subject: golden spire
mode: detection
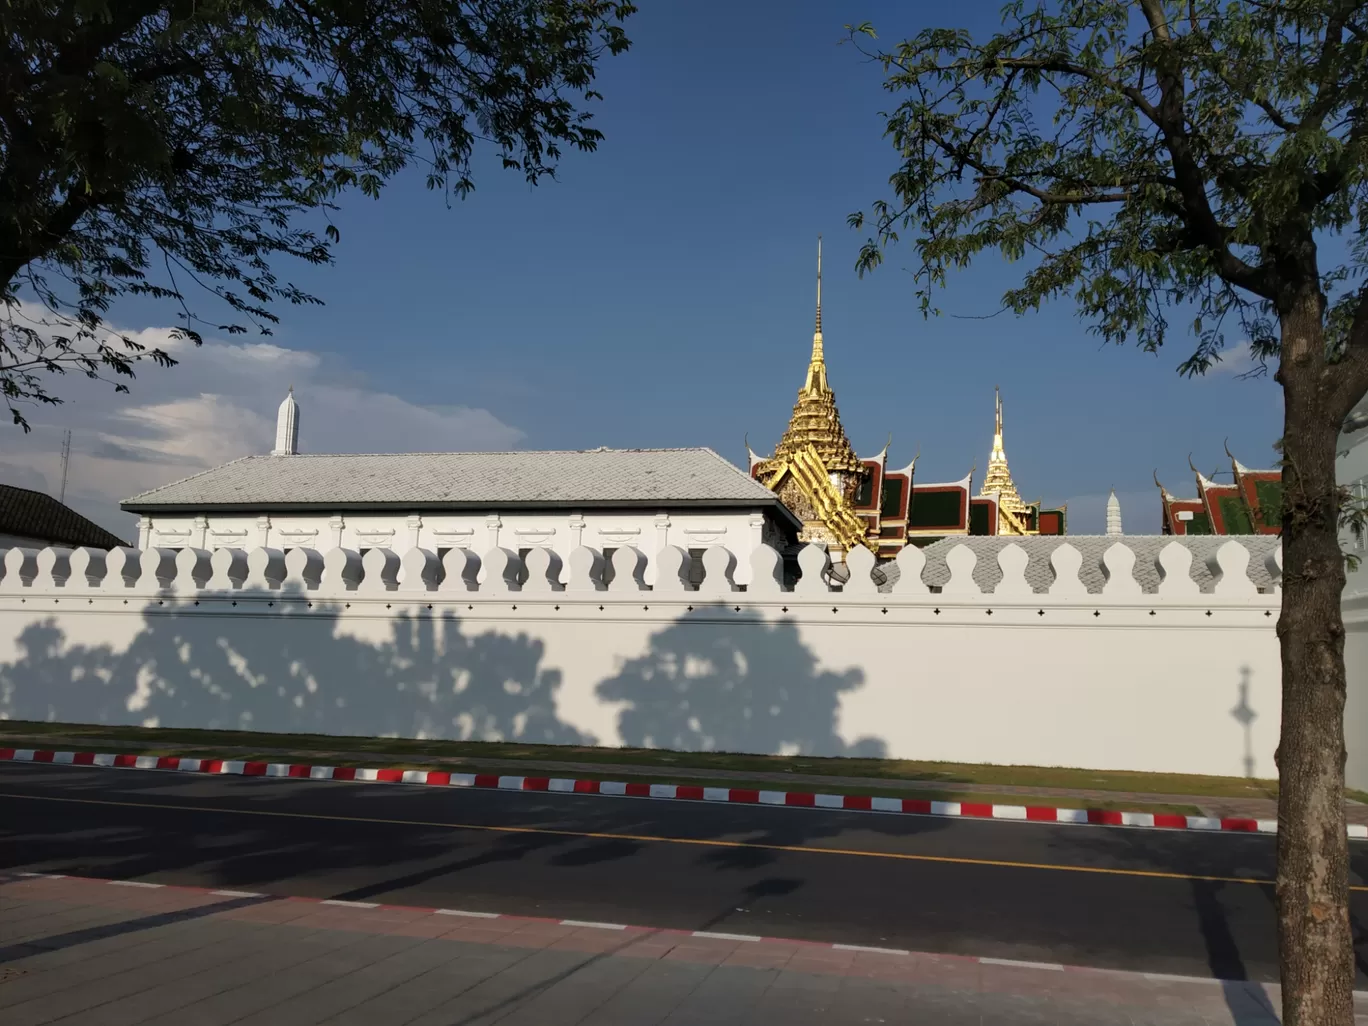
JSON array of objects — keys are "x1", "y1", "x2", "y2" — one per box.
[
  {"x1": 978, "y1": 386, "x2": 1031, "y2": 530},
  {"x1": 768, "y1": 235, "x2": 861, "y2": 475},
  {"x1": 803, "y1": 235, "x2": 828, "y2": 395}
]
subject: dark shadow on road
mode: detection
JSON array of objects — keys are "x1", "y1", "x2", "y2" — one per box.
[
  {"x1": 1192, "y1": 879, "x2": 1281, "y2": 1023},
  {"x1": 0, "y1": 891, "x2": 276, "y2": 966},
  {"x1": 325, "y1": 831, "x2": 567, "y2": 904},
  {"x1": 0, "y1": 584, "x2": 956, "y2": 942}
]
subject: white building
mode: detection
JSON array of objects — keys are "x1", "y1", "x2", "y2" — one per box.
[
  {"x1": 121, "y1": 390, "x2": 801, "y2": 585},
  {"x1": 1341, "y1": 396, "x2": 1368, "y2": 790}
]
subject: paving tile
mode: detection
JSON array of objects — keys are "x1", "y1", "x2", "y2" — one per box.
[
  {"x1": 132, "y1": 933, "x2": 429, "y2": 1026},
  {"x1": 0, "y1": 881, "x2": 1328, "y2": 1026},
  {"x1": 33, "y1": 923, "x2": 376, "y2": 1026},
  {"x1": 231, "y1": 937, "x2": 474, "y2": 1026},
  {"x1": 329, "y1": 945, "x2": 538, "y2": 1026}
]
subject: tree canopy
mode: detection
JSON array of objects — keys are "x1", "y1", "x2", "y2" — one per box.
[
  {"x1": 0, "y1": 0, "x2": 634, "y2": 428},
  {"x1": 850, "y1": 0, "x2": 1367, "y2": 388}
]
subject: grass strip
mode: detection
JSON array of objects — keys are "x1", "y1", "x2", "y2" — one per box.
[{"x1": 0, "y1": 718, "x2": 1272, "y2": 802}]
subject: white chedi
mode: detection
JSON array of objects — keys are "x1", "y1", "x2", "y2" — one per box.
[
  {"x1": 272, "y1": 386, "x2": 299, "y2": 456},
  {"x1": 1106, "y1": 489, "x2": 1123, "y2": 536}
]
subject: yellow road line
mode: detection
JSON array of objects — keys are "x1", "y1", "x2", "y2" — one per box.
[{"x1": 1, "y1": 789, "x2": 1358, "y2": 891}]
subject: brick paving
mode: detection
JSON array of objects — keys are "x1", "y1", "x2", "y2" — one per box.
[{"x1": 2, "y1": 872, "x2": 1362, "y2": 1024}]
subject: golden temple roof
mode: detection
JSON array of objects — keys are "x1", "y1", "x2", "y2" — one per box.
[
  {"x1": 978, "y1": 387, "x2": 1033, "y2": 533},
  {"x1": 766, "y1": 236, "x2": 863, "y2": 476}
]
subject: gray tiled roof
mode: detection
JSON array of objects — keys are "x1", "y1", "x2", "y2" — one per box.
[
  {"x1": 874, "y1": 535, "x2": 1280, "y2": 595},
  {"x1": 123, "y1": 448, "x2": 785, "y2": 512},
  {"x1": 0, "y1": 483, "x2": 127, "y2": 550}
]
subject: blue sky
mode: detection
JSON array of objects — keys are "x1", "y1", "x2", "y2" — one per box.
[{"x1": 6, "y1": 1, "x2": 1283, "y2": 537}]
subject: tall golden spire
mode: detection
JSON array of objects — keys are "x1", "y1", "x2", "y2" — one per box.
[
  {"x1": 978, "y1": 386, "x2": 1031, "y2": 530},
  {"x1": 803, "y1": 235, "x2": 828, "y2": 395},
  {"x1": 769, "y1": 235, "x2": 861, "y2": 474}
]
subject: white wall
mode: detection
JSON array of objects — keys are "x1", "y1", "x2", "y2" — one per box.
[
  {"x1": 134, "y1": 509, "x2": 784, "y2": 587},
  {"x1": 0, "y1": 533, "x2": 49, "y2": 549},
  {"x1": 1340, "y1": 416, "x2": 1368, "y2": 790},
  {"x1": 0, "y1": 538, "x2": 1281, "y2": 777}
]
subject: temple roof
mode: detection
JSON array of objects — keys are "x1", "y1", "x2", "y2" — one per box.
[
  {"x1": 122, "y1": 447, "x2": 795, "y2": 518},
  {"x1": 976, "y1": 387, "x2": 1028, "y2": 514},
  {"x1": 762, "y1": 236, "x2": 863, "y2": 475}
]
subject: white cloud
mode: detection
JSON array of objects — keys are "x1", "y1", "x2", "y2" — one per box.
[
  {"x1": 1205, "y1": 341, "x2": 1264, "y2": 376},
  {"x1": 3, "y1": 305, "x2": 523, "y2": 537}
]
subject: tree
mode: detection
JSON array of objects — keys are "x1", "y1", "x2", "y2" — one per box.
[
  {"x1": 847, "y1": 2, "x2": 1367, "y2": 1023},
  {"x1": 0, "y1": 0, "x2": 634, "y2": 429}
]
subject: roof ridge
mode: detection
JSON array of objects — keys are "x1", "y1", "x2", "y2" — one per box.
[
  {"x1": 0, "y1": 481, "x2": 51, "y2": 502},
  {"x1": 246, "y1": 446, "x2": 720, "y2": 459}
]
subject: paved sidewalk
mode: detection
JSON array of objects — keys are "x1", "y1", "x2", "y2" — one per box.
[
  {"x1": 0, "y1": 873, "x2": 1354, "y2": 1025},
  {"x1": 3, "y1": 730, "x2": 1351, "y2": 824}
]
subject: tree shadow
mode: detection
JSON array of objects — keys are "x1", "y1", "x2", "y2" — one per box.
[
  {"x1": 595, "y1": 607, "x2": 886, "y2": 759},
  {"x1": 0, "y1": 586, "x2": 589, "y2": 746},
  {"x1": 1191, "y1": 879, "x2": 1281, "y2": 1023},
  {"x1": 0, "y1": 584, "x2": 954, "y2": 959}
]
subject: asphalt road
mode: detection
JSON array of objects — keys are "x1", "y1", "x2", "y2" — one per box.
[{"x1": 3, "y1": 761, "x2": 1367, "y2": 985}]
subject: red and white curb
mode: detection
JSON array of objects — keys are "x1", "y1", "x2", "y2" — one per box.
[
  {"x1": 5, "y1": 746, "x2": 1359, "y2": 840},
  {"x1": 1, "y1": 869, "x2": 1329, "y2": 990}
]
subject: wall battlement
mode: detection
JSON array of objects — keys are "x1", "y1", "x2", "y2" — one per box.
[{"x1": 1, "y1": 537, "x2": 1281, "y2": 607}]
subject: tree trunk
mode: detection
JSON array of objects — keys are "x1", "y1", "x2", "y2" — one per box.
[{"x1": 1276, "y1": 288, "x2": 1354, "y2": 1026}]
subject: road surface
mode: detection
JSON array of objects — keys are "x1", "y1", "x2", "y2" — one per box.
[{"x1": 2, "y1": 761, "x2": 1367, "y2": 1024}]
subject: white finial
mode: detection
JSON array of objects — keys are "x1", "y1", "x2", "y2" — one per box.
[
  {"x1": 272, "y1": 387, "x2": 299, "y2": 456},
  {"x1": 1106, "y1": 488, "x2": 1123, "y2": 536}
]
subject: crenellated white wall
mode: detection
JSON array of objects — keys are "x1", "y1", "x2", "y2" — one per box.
[
  {"x1": 0, "y1": 538, "x2": 1286, "y2": 778},
  {"x1": 133, "y1": 510, "x2": 784, "y2": 587},
  {"x1": 1340, "y1": 413, "x2": 1368, "y2": 791}
]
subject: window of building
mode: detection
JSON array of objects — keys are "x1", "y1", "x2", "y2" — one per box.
[
  {"x1": 968, "y1": 500, "x2": 992, "y2": 536},
  {"x1": 908, "y1": 489, "x2": 961, "y2": 529},
  {"x1": 854, "y1": 475, "x2": 875, "y2": 508},
  {"x1": 879, "y1": 478, "x2": 905, "y2": 519}
]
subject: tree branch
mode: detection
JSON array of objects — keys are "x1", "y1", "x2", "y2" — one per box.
[
  {"x1": 927, "y1": 129, "x2": 1131, "y2": 206},
  {"x1": 996, "y1": 56, "x2": 1161, "y2": 125},
  {"x1": 1137, "y1": 0, "x2": 1271, "y2": 297},
  {"x1": 1327, "y1": 287, "x2": 1368, "y2": 418}
]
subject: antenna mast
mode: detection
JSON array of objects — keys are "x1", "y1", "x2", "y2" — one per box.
[{"x1": 58, "y1": 430, "x2": 71, "y2": 505}]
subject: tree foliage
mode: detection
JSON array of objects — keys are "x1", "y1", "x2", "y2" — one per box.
[
  {"x1": 849, "y1": 4, "x2": 1368, "y2": 1024},
  {"x1": 0, "y1": 0, "x2": 634, "y2": 428},
  {"x1": 850, "y1": 0, "x2": 1367, "y2": 384}
]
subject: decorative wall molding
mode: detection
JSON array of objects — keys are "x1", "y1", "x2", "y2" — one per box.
[
  {"x1": 681, "y1": 525, "x2": 730, "y2": 545},
  {"x1": 431, "y1": 528, "x2": 476, "y2": 549}
]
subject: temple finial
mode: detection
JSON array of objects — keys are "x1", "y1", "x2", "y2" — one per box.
[
  {"x1": 815, "y1": 234, "x2": 823, "y2": 335},
  {"x1": 802, "y1": 234, "x2": 829, "y2": 395}
]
